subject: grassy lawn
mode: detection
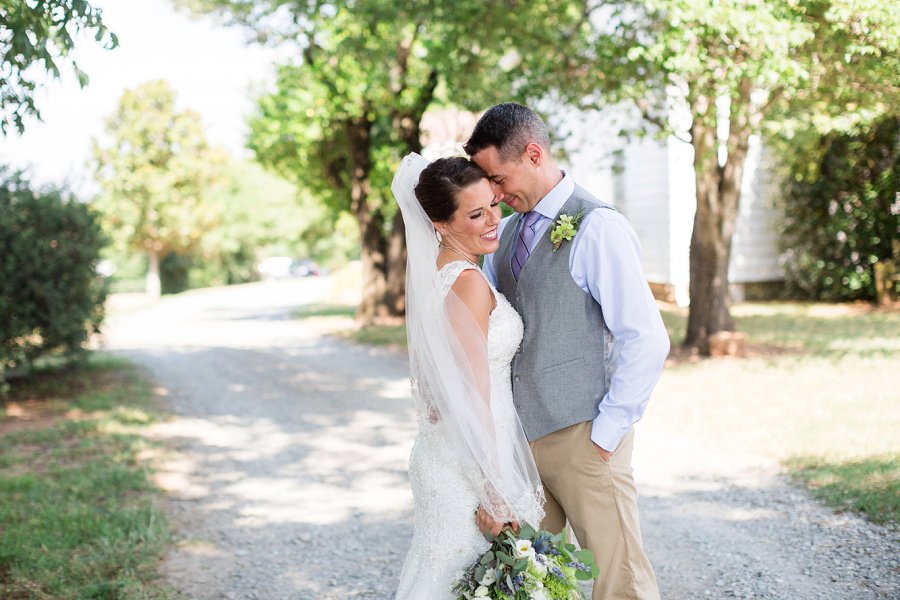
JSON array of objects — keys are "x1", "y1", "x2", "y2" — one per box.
[
  {"x1": 293, "y1": 302, "x2": 409, "y2": 347},
  {"x1": 293, "y1": 303, "x2": 357, "y2": 319},
  {"x1": 0, "y1": 355, "x2": 172, "y2": 598},
  {"x1": 342, "y1": 323, "x2": 408, "y2": 347},
  {"x1": 655, "y1": 302, "x2": 899, "y2": 525}
]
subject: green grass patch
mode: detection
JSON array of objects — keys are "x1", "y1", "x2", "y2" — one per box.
[
  {"x1": 293, "y1": 303, "x2": 357, "y2": 319},
  {"x1": 786, "y1": 455, "x2": 899, "y2": 525},
  {"x1": 0, "y1": 354, "x2": 172, "y2": 599},
  {"x1": 342, "y1": 324, "x2": 408, "y2": 347}
]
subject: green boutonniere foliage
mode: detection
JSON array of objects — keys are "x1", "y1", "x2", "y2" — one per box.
[{"x1": 549, "y1": 210, "x2": 584, "y2": 252}]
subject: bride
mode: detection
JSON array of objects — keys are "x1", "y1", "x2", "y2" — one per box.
[{"x1": 392, "y1": 154, "x2": 544, "y2": 599}]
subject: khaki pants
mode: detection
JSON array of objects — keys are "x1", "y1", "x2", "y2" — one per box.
[{"x1": 530, "y1": 421, "x2": 660, "y2": 600}]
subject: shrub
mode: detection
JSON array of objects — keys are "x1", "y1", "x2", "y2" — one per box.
[
  {"x1": 0, "y1": 169, "x2": 108, "y2": 387},
  {"x1": 778, "y1": 116, "x2": 899, "y2": 301}
]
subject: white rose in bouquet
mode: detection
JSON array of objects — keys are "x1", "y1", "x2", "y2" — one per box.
[{"x1": 513, "y1": 539, "x2": 536, "y2": 560}]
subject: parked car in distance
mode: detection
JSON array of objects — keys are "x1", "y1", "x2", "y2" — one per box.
[
  {"x1": 290, "y1": 259, "x2": 320, "y2": 277},
  {"x1": 257, "y1": 257, "x2": 321, "y2": 279}
]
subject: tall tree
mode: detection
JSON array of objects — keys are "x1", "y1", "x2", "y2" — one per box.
[
  {"x1": 181, "y1": 0, "x2": 585, "y2": 322},
  {"x1": 520, "y1": 0, "x2": 899, "y2": 353},
  {"x1": 0, "y1": 0, "x2": 117, "y2": 134},
  {"x1": 93, "y1": 80, "x2": 222, "y2": 297}
]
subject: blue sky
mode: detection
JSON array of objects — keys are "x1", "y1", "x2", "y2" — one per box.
[{"x1": 0, "y1": 0, "x2": 284, "y2": 195}]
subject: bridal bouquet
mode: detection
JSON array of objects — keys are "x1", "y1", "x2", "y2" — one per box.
[{"x1": 452, "y1": 524, "x2": 598, "y2": 600}]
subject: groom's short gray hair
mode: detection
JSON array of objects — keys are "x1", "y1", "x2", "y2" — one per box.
[{"x1": 463, "y1": 103, "x2": 550, "y2": 163}]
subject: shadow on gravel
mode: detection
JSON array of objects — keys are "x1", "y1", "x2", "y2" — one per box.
[{"x1": 112, "y1": 339, "x2": 418, "y2": 598}]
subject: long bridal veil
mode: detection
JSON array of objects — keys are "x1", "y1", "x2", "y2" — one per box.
[{"x1": 391, "y1": 153, "x2": 544, "y2": 526}]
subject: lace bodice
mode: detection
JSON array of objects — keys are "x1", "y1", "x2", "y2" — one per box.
[{"x1": 439, "y1": 261, "x2": 524, "y2": 366}]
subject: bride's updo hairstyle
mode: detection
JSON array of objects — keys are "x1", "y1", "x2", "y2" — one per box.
[{"x1": 414, "y1": 157, "x2": 488, "y2": 223}]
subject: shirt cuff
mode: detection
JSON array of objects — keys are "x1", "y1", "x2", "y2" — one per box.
[{"x1": 591, "y1": 413, "x2": 629, "y2": 453}]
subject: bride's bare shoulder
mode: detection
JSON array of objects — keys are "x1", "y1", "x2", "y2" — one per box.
[{"x1": 450, "y1": 268, "x2": 495, "y2": 324}]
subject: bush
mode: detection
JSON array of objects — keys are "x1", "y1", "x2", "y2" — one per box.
[
  {"x1": 0, "y1": 169, "x2": 108, "y2": 387},
  {"x1": 160, "y1": 250, "x2": 192, "y2": 294},
  {"x1": 778, "y1": 116, "x2": 899, "y2": 301}
]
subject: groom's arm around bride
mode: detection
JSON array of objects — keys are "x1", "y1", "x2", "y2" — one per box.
[{"x1": 468, "y1": 103, "x2": 669, "y2": 600}]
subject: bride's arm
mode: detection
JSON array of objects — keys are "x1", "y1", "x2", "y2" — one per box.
[{"x1": 448, "y1": 269, "x2": 494, "y2": 402}]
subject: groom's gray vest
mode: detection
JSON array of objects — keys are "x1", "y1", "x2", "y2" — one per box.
[{"x1": 496, "y1": 185, "x2": 617, "y2": 442}]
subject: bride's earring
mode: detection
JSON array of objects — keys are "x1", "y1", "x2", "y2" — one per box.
[{"x1": 434, "y1": 228, "x2": 443, "y2": 244}]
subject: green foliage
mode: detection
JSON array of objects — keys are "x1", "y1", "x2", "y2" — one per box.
[
  {"x1": 0, "y1": 168, "x2": 108, "y2": 387},
  {"x1": 185, "y1": 0, "x2": 587, "y2": 317},
  {"x1": 515, "y1": 0, "x2": 899, "y2": 349},
  {"x1": 0, "y1": 356, "x2": 171, "y2": 597},
  {"x1": 193, "y1": 160, "x2": 341, "y2": 287},
  {"x1": 777, "y1": 116, "x2": 899, "y2": 301},
  {"x1": 530, "y1": 0, "x2": 899, "y2": 139},
  {"x1": 0, "y1": 0, "x2": 118, "y2": 133},
  {"x1": 92, "y1": 79, "x2": 222, "y2": 260},
  {"x1": 160, "y1": 250, "x2": 193, "y2": 294}
]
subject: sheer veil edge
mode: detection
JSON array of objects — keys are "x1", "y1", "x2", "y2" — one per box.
[{"x1": 391, "y1": 153, "x2": 545, "y2": 525}]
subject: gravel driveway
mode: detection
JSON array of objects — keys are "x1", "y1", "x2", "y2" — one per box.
[{"x1": 104, "y1": 279, "x2": 898, "y2": 599}]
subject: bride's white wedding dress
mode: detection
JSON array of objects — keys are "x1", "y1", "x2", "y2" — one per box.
[{"x1": 395, "y1": 261, "x2": 525, "y2": 600}]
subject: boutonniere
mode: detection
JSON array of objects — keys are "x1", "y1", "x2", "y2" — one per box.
[{"x1": 549, "y1": 210, "x2": 584, "y2": 252}]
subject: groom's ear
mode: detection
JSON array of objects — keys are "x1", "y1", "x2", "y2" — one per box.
[{"x1": 524, "y1": 142, "x2": 543, "y2": 167}]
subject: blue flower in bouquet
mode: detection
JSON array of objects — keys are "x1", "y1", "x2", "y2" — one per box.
[
  {"x1": 532, "y1": 532, "x2": 553, "y2": 555},
  {"x1": 566, "y1": 561, "x2": 591, "y2": 573}
]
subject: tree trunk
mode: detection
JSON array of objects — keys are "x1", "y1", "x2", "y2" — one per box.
[
  {"x1": 384, "y1": 209, "x2": 407, "y2": 316},
  {"x1": 384, "y1": 69, "x2": 438, "y2": 318},
  {"x1": 357, "y1": 209, "x2": 389, "y2": 323},
  {"x1": 345, "y1": 116, "x2": 393, "y2": 324},
  {"x1": 145, "y1": 249, "x2": 161, "y2": 299},
  {"x1": 684, "y1": 96, "x2": 752, "y2": 354}
]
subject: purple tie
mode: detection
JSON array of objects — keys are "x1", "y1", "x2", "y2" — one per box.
[{"x1": 512, "y1": 211, "x2": 541, "y2": 280}]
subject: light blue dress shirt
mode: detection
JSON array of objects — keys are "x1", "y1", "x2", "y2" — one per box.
[{"x1": 483, "y1": 172, "x2": 670, "y2": 452}]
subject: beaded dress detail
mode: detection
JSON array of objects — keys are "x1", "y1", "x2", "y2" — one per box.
[{"x1": 394, "y1": 261, "x2": 525, "y2": 599}]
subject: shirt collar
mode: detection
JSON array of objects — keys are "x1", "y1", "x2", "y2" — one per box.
[{"x1": 531, "y1": 171, "x2": 574, "y2": 220}]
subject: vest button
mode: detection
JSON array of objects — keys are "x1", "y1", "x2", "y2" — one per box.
[{"x1": 514, "y1": 375, "x2": 521, "y2": 382}]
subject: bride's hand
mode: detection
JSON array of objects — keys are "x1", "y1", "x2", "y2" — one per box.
[{"x1": 475, "y1": 506, "x2": 506, "y2": 538}]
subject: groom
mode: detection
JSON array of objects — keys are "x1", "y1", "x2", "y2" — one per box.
[{"x1": 468, "y1": 103, "x2": 669, "y2": 600}]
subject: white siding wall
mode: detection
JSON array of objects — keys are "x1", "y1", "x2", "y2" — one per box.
[
  {"x1": 558, "y1": 107, "x2": 674, "y2": 286},
  {"x1": 557, "y1": 108, "x2": 618, "y2": 208},
  {"x1": 729, "y1": 137, "x2": 784, "y2": 282},
  {"x1": 620, "y1": 138, "x2": 672, "y2": 283},
  {"x1": 667, "y1": 137, "x2": 696, "y2": 306}
]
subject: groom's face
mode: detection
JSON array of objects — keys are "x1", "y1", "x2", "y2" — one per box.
[{"x1": 470, "y1": 145, "x2": 541, "y2": 213}]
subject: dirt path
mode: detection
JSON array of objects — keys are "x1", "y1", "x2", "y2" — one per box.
[{"x1": 104, "y1": 280, "x2": 898, "y2": 599}]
